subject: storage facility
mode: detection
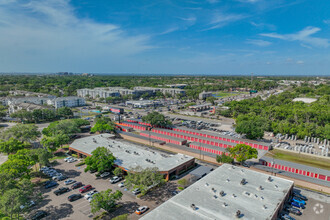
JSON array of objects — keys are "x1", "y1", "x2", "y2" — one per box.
[
  {"x1": 140, "y1": 131, "x2": 187, "y2": 145},
  {"x1": 141, "y1": 164, "x2": 294, "y2": 220},
  {"x1": 69, "y1": 134, "x2": 195, "y2": 180}
]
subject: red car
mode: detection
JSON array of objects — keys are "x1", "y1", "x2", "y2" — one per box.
[{"x1": 79, "y1": 184, "x2": 92, "y2": 193}]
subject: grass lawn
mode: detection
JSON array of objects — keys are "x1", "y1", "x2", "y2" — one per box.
[
  {"x1": 214, "y1": 92, "x2": 248, "y2": 97},
  {"x1": 266, "y1": 149, "x2": 330, "y2": 170}
]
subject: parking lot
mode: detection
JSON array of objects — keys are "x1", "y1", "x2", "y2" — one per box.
[{"x1": 33, "y1": 159, "x2": 176, "y2": 219}]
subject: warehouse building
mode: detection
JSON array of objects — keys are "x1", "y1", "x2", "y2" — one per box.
[
  {"x1": 69, "y1": 134, "x2": 195, "y2": 180},
  {"x1": 141, "y1": 164, "x2": 294, "y2": 220}
]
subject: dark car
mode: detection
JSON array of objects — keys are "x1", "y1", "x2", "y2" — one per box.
[
  {"x1": 54, "y1": 187, "x2": 70, "y2": 196},
  {"x1": 71, "y1": 182, "x2": 83, "y2": 189},
  {"x1": 293, "y1": 192, "x2": 307, "y2": 201},
  {"x1": 286, "y1": 207, "x2": 302, "y2": 216},
  {"x1": 68, "y1": 194, "x2": 82, "y2": 202},
  {"x1": 291, "y1": 201, "x2": 305, "y2": 209},
  {"x1": 44, "y1": 181, "x2": 58, "y2": 189},
  {"x1": 31, "y1": 210, "x2": 47, "y2": 220},
  {"x1": 42, "y1": 180, "x2": 52, "y2": 186}
]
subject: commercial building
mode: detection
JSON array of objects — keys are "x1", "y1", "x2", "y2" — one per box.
[
  {"x1": 189, "y1": 103, "x2": 212, "y2": 112},
  {"x1": 69, "y1": 134, "x2": 195, "y2": 180},
  {"x1": 77, "y1": 86, "x2": 186, "y2": 99},
  {"x1": 125, "y1": 100, "x2": 162, "y2": 108},
  {"x1": 141, "y1": 164, "x2": 294, "y2": 220}
]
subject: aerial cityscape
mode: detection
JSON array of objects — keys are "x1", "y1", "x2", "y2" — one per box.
[{"x1": 0, "y1": 1, "x2": 329, "y2": 220}]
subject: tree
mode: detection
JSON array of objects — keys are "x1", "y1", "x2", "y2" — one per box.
[
  {"x1": 142, "y1": 112, "x2": 172, "y2": 127},
  {"x1": 0, "y1": 124, "x2": 40, "y2": 142},
  {"x1": 0, "y1": 138, "x2": 30, "y2": 154},
  {"x1": 124, "y1": 166, "x2": 165, "y2": 195},
  {"x1": 177, "y1": 178, "x2": 189, "y2": 188},
  {"x1": 216, "y1": 153, "x2": 234, "y2": 164},
  {"x1": 90, "y1": 189, "x2": 123, "y2": 214},
  {"x1": 84, "y1": 147, "x2": 116, "y2": 173},
  {"x1": 41, "y1": 134, "x2": 70, "y2": 151},
  {"x1": 90, "y1": 117, "x2": 116, "y2": 134},
  {"x1": 206, "y1": 96, "x2": 216, "y2": 105},
  {"x1": 228, "y1": 144, "x2": 258, "y2": 164},
  {"x1": 56, "y1": 107, "x2": 73, "y2": 119},
  {"x1": 42, "y1": 119, "x2": 81, "y2": 137},
  {"x1": 0, "y1": 188, "x2": 26, "y2": 220},
  {"x1": 113, "y1": 167, "x2": 123, "y2": 177},
  {"x1": 235, "y1": 114, "x2": 268, "y2": 139}
]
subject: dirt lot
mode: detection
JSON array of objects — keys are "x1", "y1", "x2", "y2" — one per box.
[{"x1": 30, "y1": 160, "x2": 177, "y2": 220}]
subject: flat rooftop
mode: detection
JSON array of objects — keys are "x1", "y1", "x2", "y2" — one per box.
[
  {"x1": 141, "y1": 131, "x2": 187, "y2": 142},
  {"x1": 141, "y1": 164, "x2": 293, "y2": 220},
  {"x1": 70, "y1": 134, "x2": 194, "y2": 172}
]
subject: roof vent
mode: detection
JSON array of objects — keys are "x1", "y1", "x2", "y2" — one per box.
[
  {"x1": 205, "y1": 183, "x2": 209, "y2": 186},
  {"x1": 226, "y1": 178, "x2": 230, "y2": 182},
  {"x1": 240, "y1": 178, "x2": 246, "y2": 185},
  {"x1": 267, "y1": 176, "x2": 272, "y2": 182},
  {"x1": 259, "y1": 185, "x2": 263, "y2": 190},
  {"x1": 191, "y1": 204, "x2": 197, "y2": 211},
  {"x1": 263, "y1": 205, "x2": 267, "y2": 210},
  {"x1": 220, "y1": 191, "x2": 225, "y2": 197},
  {"x1": 232, "y1": 194, "x2": 236, "y2": 198},
  {"x1": 213, "y1": 195, "x2": 217, "y2": 199},
  {"x1": 223, "y1": 202, "x2": 228, "y2": 207},
  {"x1": 260, "y1": 196, "x2": 264, "y2": 200},
  {"x1": 274, "y1": 185, "x2": 278, "y2": 188},
  {"x1": 236, "y1": 210, "x2": 241, "y2": 218}
]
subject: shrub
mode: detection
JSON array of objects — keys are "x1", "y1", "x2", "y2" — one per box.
[
  {"x1": 75, "y1": 161, "x2": 85, "y2": 167},
  {"x1": 177, "y1": 186, "x2": 184, "y2": 191},
  {"x1": 112, "y1": 214, "x2": 129, "y2": 220}
]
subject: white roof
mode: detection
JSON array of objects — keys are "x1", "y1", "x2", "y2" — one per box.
[
  {"x1": 70, "y1": 134, "x2": 194, "y2": 172},
  {"x1": 141, "y1": 164, "x2": 293, "y2": 220}
]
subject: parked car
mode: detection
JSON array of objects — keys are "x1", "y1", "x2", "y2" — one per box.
[
  {"x1": 118, "y1": 182, "x2": 125, "y2": 188},
  {"x1": 100, "y1": 172, "x2": 110, "y2": 178},
  {"x1": 57, "y1": 175, "x2": 68, "y2": 181},
  {"x1": 71, "y1": 182, "x2": 83, "y2": 189},
  {"x1": 286, "y1": 207, "x2": 302, "y2": 216},
  {"x1": 79, "y1": 184, "x2": 92, "y2": 193},
  {"x1": 20, "y1": 200, "x2": 35, "y2": 210},
  {"x1": 135, "y1": 206, "x2": 149, "y2": 215},
  {"x1": 291, "y1": 201, "x2": 305, "y2": 209},
  {"x1": 42, "y1": 180, "x2": 52, "y2": 186},
  {"x1": 64, "y1": 156, "x2": 73, "y2": 162},
  {"x1": 132, "y1": 188, "x2": 141, "y2": 195},
  {"x1": 54, "y1": 187, "x2": 70, "y2": 196},
  {"x1": 52, "y1": 173, "x2": 63, "y2": 180},
  {"x1": 44, "y1": 181, "x2": 58, "y2": 189},
  {"x1": 293, "y1": 192, "x2": 307, "y2": 201},
  {"x1": 110, "y1": 176, "x2": 122, "y2": 184},
  {"x1": 84, "y1": 190, "x2": 98, "y2": 199},
  {"x1": 31, "y1": 210, "x2": 48, "y2": 220},
  {"x1": 64, "y1": 179, "x2": 76, "y2": 185},
  {"x1": 281, "y1": 214, "x2": 295, "y2": 220},
  {"x1": 68, "y1": 194, "x2": 82, "y2": 202},
  {"x1": 67, "y1": 158, "x2": 77, "y2": 163},
  {"x1": 292, "y1": 197, "x2": 306, "y2": 205}
]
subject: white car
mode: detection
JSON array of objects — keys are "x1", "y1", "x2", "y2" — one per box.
[
  {"x1": 52, "y1": 173, "x2": 63, "y2": 180},
  {"x1": 64, "y1": 179, "x2": 76, "y2": 185},
  {"x1": 100, "y1": 172, "x2": 110, "y2": 178},
  {"x1": 20, "y1": 200, "x2": 35, "y2": 210},
  {"x1": 84, "y1": 190, "x2": 98, "y2": 199},
  {"x1": 118, "y1": 181, "x2": 125, "y2": 188},
  {"x1": 64, "y1": 156, "x2": 73, "y2": 162},
  {"x1": 110, "y1": 176, "x2": 122, "y2": 184},
  {"x1": 67, "y1": 158, "x2": 77, "y2": 163}
]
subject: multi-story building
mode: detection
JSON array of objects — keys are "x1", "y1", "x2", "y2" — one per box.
[
  {"x1": 48, "y1": 97, "x2": 86, "y2": 108},
  {"x1": 8, "y1": 102, "x2": 54, "y2": 114},
  {"x1": 199, "y1": 91, "x2": 213, "y2": 100}
]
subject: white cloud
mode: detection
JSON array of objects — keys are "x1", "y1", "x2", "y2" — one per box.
[
  {"x1": 158, "y1": 27, "x2": 179, "y2": 35},
  {"x1": 324, "y1": 20, "x2": 330, "y2": 25},
  {"x1": 0, "y1": 0, "x2": 152, "y2": 71},
  {"x1": 246, "y1": 39, "x2": 272, "y2": 46},
  {"x1": 205, "y1": 12, "x2": 246, "y2": 30},
  {"x1": 261, "y1": 26, "x2": 329, "y2": 48},
  {"x1": 296, "y1": 60, "x2": 304, "y2": 64}
]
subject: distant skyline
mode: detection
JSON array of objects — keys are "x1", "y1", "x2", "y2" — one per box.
[{"x1": 0, "y1": 0, "x2": 329, "y2": 75}]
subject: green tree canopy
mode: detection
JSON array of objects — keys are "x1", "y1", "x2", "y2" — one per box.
[
  {"x1": 124, "y1": 166, "x2": 165, "y2": 195},
  {"x1": 235, "y1": 114, "x2": 268, "y2": 139},
  {"x1": 0, "y1": 138, "x2": 31, "y2": 154},
  {"x1": 0, "y1": 124, "x2": 40, "y2": 142},
  {"x1": 90, "y1": 117, "x2": 115, "y2": 134},
  {"x1": 142, "y1": 112, "x2": 172, "y2": 127},
  {"x1": 113, "y1": 167, "x2": 124, "y2": 177},
  {"x1": 90, "y1": 189, "x2": 123, "y2": 214},
  {"x1": 228, "y1": 144, "x2": 258, "y2": 164},
  {"x1": 216, "y1": 153, "x2": 234, "y2": 164},
  {"x1": 84, "y1": 147, "x2": 116, "y2": 173},
  {"x1": 56, "y1": 107, "x2": 73, "y2": 119}
]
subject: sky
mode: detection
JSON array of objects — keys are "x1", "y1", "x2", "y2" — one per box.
[{"x1": 0, "y1": 0, "x2": 329, "y2": 75}]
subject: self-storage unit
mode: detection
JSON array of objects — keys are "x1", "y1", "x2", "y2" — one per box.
[{"x1": 140, "y1": 131, "x2": 187, "y2": 145}]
